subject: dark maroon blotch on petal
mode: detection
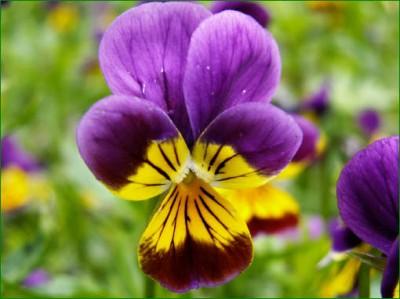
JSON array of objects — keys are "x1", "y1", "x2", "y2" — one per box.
[
  {"x1": 247, "y1": 214, "x2": 298, "y2": 237},
  {"x1": 140, "y1": 233, "x2": 252, "y2": 293}
]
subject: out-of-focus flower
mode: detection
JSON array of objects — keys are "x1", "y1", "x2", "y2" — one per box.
[
  {"x1": 47, "y1": 2, "x2": 78, "y2": 33},
  {"x1": 307, "y1": 1, "x2": 344, "y2": 14},
  {"x1": 2, "y1": 136, "x2": 41, "y2": 172},
  {"x1": 77, "y1": 2, "x2": 302, "y2": 292},
  {"x1": 23, "y1": 269, "x2": 50, "y2": 288},
  {"x1": 90, "y1": 2, "x2": 116, "y2": 44},
  {"x1": 357, "y1": 108, "x2": 381, "y2": 138},
  {"x1": 278, "y1": 115, "x2": 326, "y2": 179},
  {"x1": 210, "y1": 1, "x2": 270, "y2": 27},
  {"x1": 1, "y1": 0, "x2": 9, "y2": 8},
  {"x1": 1, "y1": 136, "x2": 45, "y2": 213},
  {"x1": 337, "y1": 136, "x2": 399, "y2": 298},
  {"x1": 307, "y1": 216, "x2": 325, "y2": 240},
  {"x1": 300, "y1": 83, "x2": 331, "y2": 120}
]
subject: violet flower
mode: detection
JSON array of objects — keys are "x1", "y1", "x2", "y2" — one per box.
[
  {"x1": 301, "y1": 83, "x2": 330, "y2": 117},
  {"x1": 210, "y1": 1, "x2": 270, "y2": 27},
  {"x1": 23, "y1": 269, "x2": 50, "y2": 288},
  {"x1": 1, "y1": 136, "x2": 41, "y2": 172},
  {"x1": 1, "y1": 136, "x2": 42, "y2": 213},
  {"x1": 357, "y1": 108, "x2": 381, "y2": 137},
  {"x1": 337, "y1": 136, "x2": 399, "y2": 298},
  {"x1": 77, "y1": 2, "x2": 302, "y2": 292}
]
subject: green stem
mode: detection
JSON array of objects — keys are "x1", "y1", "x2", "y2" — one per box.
[
  {"x1": 359, "y1": 263, "x2": 370, "y2": 298},
  {"x1": 318, "y1": 154, "x2": 330, "y2": 221},
  {"x1": 144, "y1": 276, "x2": 156, "y2": 298}
]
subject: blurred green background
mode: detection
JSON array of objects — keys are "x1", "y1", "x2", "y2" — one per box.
[{"x1": 1, "y1": 1, "x2": 398, "y2": 297}]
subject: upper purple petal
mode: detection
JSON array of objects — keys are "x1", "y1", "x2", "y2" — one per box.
[
  {"x1": 210, "y1": 1, "x2": 270, "y2": 27},
  {"x1": 1, "y1": 136, "x2": 41, "y2": 172},
  {"x1": 337, "y1": 136, "x2": 399, "y2": 254},
  {"x1": 76, "y1": 95, "x2": 179, "y2": 190},
  {"x1": 357, "y1": 109, "x2": 381, "y2": 136},
  {"x1": 99, "y1": 2, "x2": 211, "y2": 144},
  {"x1": 381, "y1": 238, "x2": 399, "y2": 298},
  {"x1": 199, "y1": 103, "x2": 302, "y2": 177},
  {"x1": 291, "y1": 115, "x2": 320, "y2": 162},
  {"x1": 184, "y1": 11, "x2": 281, "y2": 139}
]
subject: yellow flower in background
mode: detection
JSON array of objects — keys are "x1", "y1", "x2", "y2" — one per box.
[
  {"x1": 47, "y1": 3, "x2": 78, "y2": 33},
  {"x1": 1, "y1": 136, "x2": 51, "y2": 213},
  {"x1": 1, "y1": 166, "x2": 30, "y2": 212}
]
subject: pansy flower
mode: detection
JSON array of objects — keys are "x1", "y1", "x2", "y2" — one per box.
[
  {"x1": 76, "y1": 2, "x2": 302, "y2": 292},
  {"x1": 210, "y1": 1, "x2": 270, "y2": 28},
  {"x1": 1, "y1": 136, "x2": 44, "y2": 213},
  {"x1": 337, "y1": 136, "x2": 399, "y2": 298}
]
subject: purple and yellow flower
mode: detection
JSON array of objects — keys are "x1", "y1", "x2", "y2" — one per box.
[
  {"x1": 76, "y1": 2, "x2": 303, "y2": 292},
  {"x1": 1, "y1": 136, "x2": 44, "y2": 213},
  {"x1": 300, "y1": 83, "x2": 331, "y2": 121},
  {"x1": 337, "y1": 136, "x2": 399, "y2": 298},
  {"x1": 210, "y1": 1, "x2": 270, "y2": 28},
  {"x1": 357, "y1": 108, "x2": 381, "y2": 138}
]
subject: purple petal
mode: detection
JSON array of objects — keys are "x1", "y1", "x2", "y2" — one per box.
[
  {"x1": 23, "y1": 269, "x2": 50, "y2": 288},
  {"x1": 337, "y1": 136, "x2": 399, "y2": 254},
  {"x1": 301, "y1": 83, "x2": 330, "y2": 117},
  {"x1": 184, "y1": 11, "x2": 281, "y2": 139},
  {"x1": 329, "y1": 218, "x2": 362, "y2": 252},
  {"x1": 381, "y1": 239, "x2": 399, "y2": 298},
  {"x1": 99, "y1": 2, "x2": 211, "y2": 144},
  {"x1": 1, "y1": 136, "x2": 41, "y2": 172},
  {"x1": 210, "y1": 1, "x2": 270, "y2": 27},
  {"x1": 76, "y1": 95, "x2": 181, "y2": 192},
  {"x1": 291, "y1": 115, "x2": 320, "y2": 162},
  {"x1": 357, "y1": 109, "x2": 381, "y2": 136},
  {"x1": 197, "y1": 103, "x2": 302, "y2": 179}
]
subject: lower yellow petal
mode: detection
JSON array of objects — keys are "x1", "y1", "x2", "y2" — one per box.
[
  {"x1": 319, "y1": 258, "x2": 360, "y2": 297},
  {"x1": 222, "y1": 184, "x2": 299, "y2": 236},
  {"x1": 138, "y1": 174, "x2": 253, "y2": 292}
]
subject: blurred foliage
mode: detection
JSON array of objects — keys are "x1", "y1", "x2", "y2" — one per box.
[{"x1": 1, "y1": 1, "x2": 398, "y2": 298}]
